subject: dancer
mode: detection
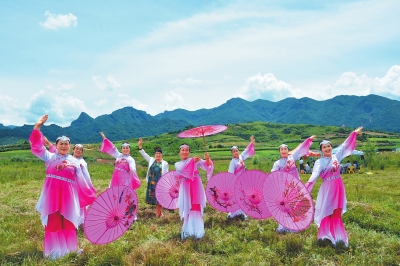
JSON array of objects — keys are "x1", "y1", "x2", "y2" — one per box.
[
  {"x1": 271, "y1": 135, "x2": 315, "y2": 233},
  {"x1": 30, "y1": 115, "x2": 96, "y2": 259},
  {"x1": 72, "y1": 144, "x2": 94, "y2": 225},
  {"x1": 99, "y1": 132, "x2": 141, "y2": 190},
  {"x1": 305, "y1": 127, "x2": 363, "y2": 247},
  {"x1": 176, "y1": 144, "x2": 213, "y2": 239},
  {"x1": 227, "y1": 135, "x2": 255, "y2": 220},
  {"x1": 138, "y1": 138, "x2": 169, "y2": 218}
]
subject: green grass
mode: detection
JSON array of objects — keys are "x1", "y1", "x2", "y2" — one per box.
[{"x1": 1, "y1": 150, "x2": 400, "y2": 265}]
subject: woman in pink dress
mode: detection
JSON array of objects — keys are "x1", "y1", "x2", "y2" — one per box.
[
  {"x1": 227, "y1": 135, "x2": 255, "y2": 220},
  {"x1": 30, "y1": 115, "x2": 97, "y2": 259},
  {"x1": 271, "y1": 135, "x2": 315, "y2": 233},
  {"x1": 176, "y1": 144, "x2": 213, "y2": 239},
  {"x1": 99, "y1": 132, "x2": 141, "y2": 190},
  {"x1": 305, "y1": 127, "x2": 363, "y2": 247},
  {"x1": 72, "y1": 144, "x2": 94, "y2": 225}
]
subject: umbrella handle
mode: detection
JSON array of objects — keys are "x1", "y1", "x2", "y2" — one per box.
[{"x1": 202, "y1": 134, "x2": 207, "y2": 152}]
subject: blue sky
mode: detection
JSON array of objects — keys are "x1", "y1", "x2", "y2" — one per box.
[{"x1": 1, "y1": 0, "x2": 400, "y2": 126}]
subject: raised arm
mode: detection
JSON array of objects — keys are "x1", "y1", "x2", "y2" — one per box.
[
  {"x1": 30, "y1": 115, "x2": 52, "y2": 161},
  {"x1": 99, "y1": 132, "x2": 120, "y2": 159},
  {"x1": 138, "y1": 138, "x2": 151, "y2": 162},
  {"x1": 291, "y1": 135, "x2": 315, "y2": 160},
  {"x1": 335, "y1": 127, "x2": 363, "y2": 162}
]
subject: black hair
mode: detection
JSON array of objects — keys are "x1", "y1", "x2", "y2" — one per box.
[{"x1": 154, "y1": 146, "x2": 163, "y2": 154}]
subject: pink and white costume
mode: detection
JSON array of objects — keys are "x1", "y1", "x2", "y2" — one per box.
[
  {"x1": 271, "y1": 137, "x2": 313, "y2": 179},
  {"x1": 227, "y1": 142, "x2": 255, "y2": 218},
  {"x1": 272, "y1": 137, "x2": 313, "y2": 232},
  {"x1": 176, "y1": 158, "x2": 214, "y2": 239},
  {"x1": 30, "y1": 130, "x2": 96, "y2": 259},
  {"x1": 74, "y1": 156, "x2": 93, "y2": 224},
  {"x1": 305, "y1": 131, "x2": 359, "y2": 247},
  {"x1": 100, "y1": 138, "x2": 141, "y2": 190}
]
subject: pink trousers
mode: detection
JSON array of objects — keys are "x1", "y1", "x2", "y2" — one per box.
[
  {"x1": 318, "y1": 208, "x2": 348, "y2": 246},
  {"x1": 44, "y1": 212, "x2": 78, "y2": 259}
]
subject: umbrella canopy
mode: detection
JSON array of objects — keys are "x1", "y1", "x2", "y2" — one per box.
[
  {"x1": 84, "y1": 185, "x2": 138, "y2": 245},
  {"x1": 263, "y1": 171, "x2": 314, "y2": 231},
  {"x1": 205, "y1": 172, "x2": 240, "y2": 213},
  {"x1": 155, "y1": 170, "x2": 181, "y2": 210},
  {"x1": 234, "y1": 170, "x2": 272, "y2": 220},
  {"x1": 178, "y1": 125, "x2": 228, "y2": 151}
]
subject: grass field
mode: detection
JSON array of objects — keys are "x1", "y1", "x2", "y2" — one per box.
[{"x1": 0, "y1": 146, "x2": 400, "y2": 266}]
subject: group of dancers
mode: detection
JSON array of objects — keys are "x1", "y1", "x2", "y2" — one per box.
[{"x1": 29, "y1": 114, "x2": 363, "y2": 259}]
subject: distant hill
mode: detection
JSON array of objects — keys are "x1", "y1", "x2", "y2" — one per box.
[{"x1": 0, "y1": 94, "x2": 399, "y2": 145}]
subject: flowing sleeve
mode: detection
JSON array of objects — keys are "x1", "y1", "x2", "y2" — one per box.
[
  {"x1": 271, "y1": 160, "x2": 280, "y2": 172},
  {"x1": 240, "y1": 142, "x2": 255, "y2": 161},
  {"x1": 80, "y1": 160, "x2": 93, "y2": 188},
  {"x1": 75, "y1": 165, "x2": 97, "y2": 207},
  {"x1": 29, "y1": 129, "x2": 52, "y2": 162},
  {"x1": 128, "y1": 157, "x2": 141, "y2": 190},
  {"x1": 100, "y1": 138, "x2": 120, "y2": 159},
  {"x1": 335, "y1": 131, "x2": 358, "y2": 162},
  {"x1": 175, "y1": 158, "x2": 196, "y2": 181},
  {"x1": 198, "y1": 159, "x2": 214, "y2": 180},
  {"x1": 162, "y1": 161, "x2": 169, "y2": 175},
  {"x1": 49, "y1": 144, "x2": 56, "y2": 153},
  {"x1": 228, "y1": 159, "x2": 235, "y2": 173},
  {"x1": 305, "y1": 160, "x2": 321, "y2": 193},
  {"x1": 139, "y1": 149, "x2": 151, "y2": 163},
  {"x1": 291, "y1": 137, "x2": 313, "y2": 160}
]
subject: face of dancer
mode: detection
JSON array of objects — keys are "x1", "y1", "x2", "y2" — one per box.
[
  {"x1": 121, "y1": 145, "x2": 130, "y2": 155},
  {"x1": 56, "y1": 141, "x2": 70, "y2": 155},
  {"x1": 155, "y1": 151, "x2": 162, "y2": 162},
  {"x1": 179, "y1": 147, "x2": 190, "y2": 160},
  {"x1": 231, "y1": 148, "x2": 239, "y2": 159},
  {"x1": 321, "y1": 143, "x2": 332, "y2": 157},
  {"x1": 73, "y1": 146, "x2": 83, "y2": 158},
  {"x1": 279, "y1": 146, "x2": 289, "y2": 158}
]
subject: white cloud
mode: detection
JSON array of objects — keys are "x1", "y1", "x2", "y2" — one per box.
[
  {"x1": 115, "y1": 94, "x2": 147, "y2": 111},
  {"x1": 92, "y1": 75, "x2": 121, "y2": 91},
  {"x1": 235, "y1": 73, "x2": 298, "y2": 101},
  {"x1": 237, "y1": 65, "x2": 400, "y2": 102},
  {"x1": 163, "y1": 91, "x2": 188, "y2": 111},
  {"x1": 26, "y1": 87, "x2": 87, "y2": 126},
  {"x1": 39, "y1": 11, "x2": 78, "y2": 30}
]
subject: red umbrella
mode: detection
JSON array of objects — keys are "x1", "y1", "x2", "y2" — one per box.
[
  {"x1": 84, "y1": 185, "x2": 138, "y2": 245},
  {"x1": 263, "y1": 171, "x2": 314, "y2": 231},
  {"x1": 178, "y1": 125, "x2": 228, "y2": 151},
  {"x1": 205, "y1": 172, "x2": 240, "y2": 213},
  {"x1": 234, "y1": 170, "x2": 272, "y2": 220},
  {"x1": 155, "y1": 171, "x2": 181, "y2": 210}
]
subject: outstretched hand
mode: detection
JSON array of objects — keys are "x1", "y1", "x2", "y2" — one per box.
[
  {"x1": 34, "y1": 114, "x2": 48, "y2": 130},
  {"x1": 310, "y1": 135, "x2": 316, "y2": 141},
  {"x1": 99, "y1": 132, "x2": 106, "y2": 140},
  {"x1": 250, "y1": 135, "x2": 255, "y2": 143},
  {"x1": 355, "y1": 127, "x2": 363, "y2": 135},
  {"x1": 138, "y1": 138, "x2": 143, "y2": 149}
]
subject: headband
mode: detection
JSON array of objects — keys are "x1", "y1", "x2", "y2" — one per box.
[
  {"x1": 231, "y1": 146, "x2": 238, "y2": 151},
  {"x1": 179, "y1": 144, "x2": 190, "y2": 149},
  {"x1": 56, "y1": 136, "x2": 70, "y2": 142},
  {"x1": 279, "y1": 144, "x2": 288, "y2": 149},
  {"x1": 73, "y1": 144, "x2": 83, "y2": 151},
  {"x1": 319, "y1": 140, "x2": 332, "y2": 146},
  {"x1": 121, "y1": 142, "x2": 130, "y2": 147}
]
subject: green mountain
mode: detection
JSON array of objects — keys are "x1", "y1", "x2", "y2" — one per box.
[{"x1": 0, "y1": 94, "x2": 399, "y2": 145}]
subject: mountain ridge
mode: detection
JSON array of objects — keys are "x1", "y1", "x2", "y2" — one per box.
[{"x1": 0, "y1": 94, "x2": 399, "y2": 145}]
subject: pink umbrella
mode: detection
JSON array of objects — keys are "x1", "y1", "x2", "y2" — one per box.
[
  {"x1": 234, "y1": 170, "x2": 272, "y2": 220},
  {"x1": 155, "y1": 170, "x2": 181, "y2": 210},
  {"x1": 263, "y1": 171, "x2": 314, "y2": 231},
  {"x1": 84, "y1": 185, "x2": 138, "y2": 245},
  {"x1": 178, "y1": 125, "x2": 228, "y2": 151},
  {"x1": 206, "y1": 172, "x2": 240, "y2": 213}
]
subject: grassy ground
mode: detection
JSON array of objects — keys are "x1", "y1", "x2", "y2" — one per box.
[{"x1": 0, "y1": 151, "x2": 400, "y2": 265}]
